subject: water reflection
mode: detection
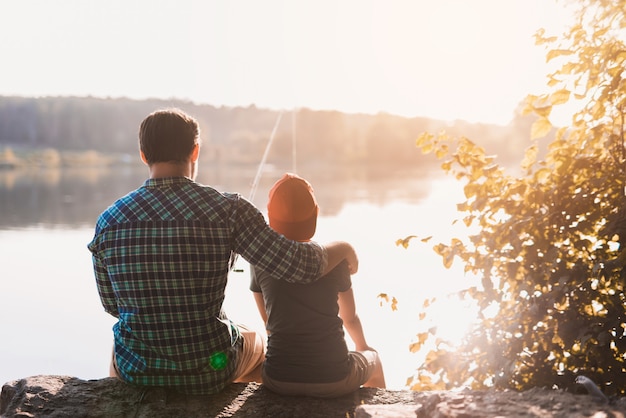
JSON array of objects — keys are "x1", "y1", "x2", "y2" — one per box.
[
  {"x1": 0, "y1": 163, "x2": 434, "y2": 229},
  {"x1": 0, "y1": 164, "x2": 470, "y2": 390}
]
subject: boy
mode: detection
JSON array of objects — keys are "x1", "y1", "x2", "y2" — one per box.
[{"x1": 250, "y1": 173, "x2": 386, "y2": 397}]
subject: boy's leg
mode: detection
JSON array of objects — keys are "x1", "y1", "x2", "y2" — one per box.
[
  {"x1": 232, "y1": 324, "x2": 266, "y2": 383},
  {"x1": 355, "y1": 350, "x2": 386, "y2": 389}
]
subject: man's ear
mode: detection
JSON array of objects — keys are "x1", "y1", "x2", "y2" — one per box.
[
  {"x1": 190, "y1": 144, "x2": 200, "y2": 162},
  {"x1": 140, "y1": 151, "x2": 148, "y2": 165}
]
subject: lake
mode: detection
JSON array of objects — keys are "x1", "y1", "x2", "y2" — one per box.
[{"x1": 0, "y1": 162, "x2": 478, "y2": 390}]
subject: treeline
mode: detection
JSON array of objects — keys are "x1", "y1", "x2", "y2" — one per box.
[{"x1": 0, "y1": 95, "x2": 537, "y2": 169}]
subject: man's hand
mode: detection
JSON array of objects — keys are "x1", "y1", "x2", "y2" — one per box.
[
  {"x1": 345, "y1": 246, "x2": 359, "y2": 275},
  {"x1": 323, "y1": 241, "x2": 359, "y2": 275}
]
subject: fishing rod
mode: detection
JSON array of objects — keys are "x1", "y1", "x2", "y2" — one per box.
[
  {"x1": 291, "y1": 107, "x2": 297, "y2": 174},
  {"x1": 248, "y1": 107, "x2": 299, "y2": 202},
  {"x1": 248, "y1": 111, "x2": 284, "y2": 203},
  {"x1": 231, "y1": 109, "x2": 289, "y2": 272}
]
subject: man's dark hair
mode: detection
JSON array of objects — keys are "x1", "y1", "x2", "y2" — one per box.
[{"x1": 139, "y1": 108, "x2": 201, "y2": 165}]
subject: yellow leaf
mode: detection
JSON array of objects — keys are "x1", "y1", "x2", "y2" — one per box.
[
  {"x1": 533, "y1": 106, "x2": 552, "y2": 118},
  {"x1": 521, "y1": 145, "x2": 538, "y2": 170},
  {"x1": 554, "y1": 127, "x2": 568, "y2": 141},
  {"x1": 562, "y1": 62, "x2": 578, "y2": 75},
  {"x1": 443, "y1": 251, "x2": 454, "y2": 269},
  {"x1": 483, "y1": 164, "x2": 500, "y2": 176},
  {"x1": 464, "y1": 182, "x2": 479, "y2": 199},
  {"x1": 546, "y1": 49, "x2": 575, "y2": 62},
  {"x1": 415, "y1": 132, "x2": 434, "y2": 148},
  {"x1": 457, "y1": 202, "x2": 469, "y2": 211},
  {"x1": 395, "y1": 235, "x2": 417, "y2": 248},
  {"x1": 550, "y1": 89, "x2": 570, "y2": 105},
  {"x1": 547, "y1": 77, "x2": 561, "y2": 87},
  {"x1": 593, "y1": 27, "x2": 609, "y2": 38},
  {"x1": 608, "y1": 65, "x2": 623, "y2": 78},
  {"x1": 377, "y1": 294, "x2": 398, "y2": 311},
  {"x1": 435, "y1": 144, "x2": 449, "y2": 159},
  {"x1": 450, "y1": 238, "x2": 464, "y2": 248},
  {"x1": 533, "y1": 28, "x2": 558, "y2": 45},
  {"x1": 409, "y1": 342, "x2": 422, "y2": 353},
  {"x1": 421, "y1": 143, "x2": 434, "y2": 154},
  {"x1": 433, "y1": 243, "x2": 446, "y2": 256},
  {"x1": 521, "y1": 95, "x2": 538, "y2": 115},
  {"x1": 591, "y1": 101, "x2": 606, "y2": 120},
  {"x1": 534, "y1": 168, "x2": 552, "y2": 183},
  {"x1": 509, "y1": 182, "x2": 527, "y2": 196},
  {"x1": 531, "y1": 118, "x2": 552, "y2": 139}
]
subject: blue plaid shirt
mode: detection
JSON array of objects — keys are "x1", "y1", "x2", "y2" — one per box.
[{"x1": 87, "y1": 177, "x2": 326, "y2": 394}]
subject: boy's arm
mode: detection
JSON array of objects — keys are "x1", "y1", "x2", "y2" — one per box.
[
  {"x1": 249, "y1": 266, "x2": 269, "y2": 329},
  {"x1": 338, "y1": 288, "x2": 372, "y2": 351},
  {"x1": 252, "y1": 291, "x2": 268, "y2": 328}
]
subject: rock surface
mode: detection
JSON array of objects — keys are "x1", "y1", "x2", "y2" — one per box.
[{"x1": 2, "y1": 375, "x2": 626, "y2": 417}]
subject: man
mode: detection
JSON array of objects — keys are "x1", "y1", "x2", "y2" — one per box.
[{"x1": 87, "y1": 108, "x2": 358, "y2": 395}]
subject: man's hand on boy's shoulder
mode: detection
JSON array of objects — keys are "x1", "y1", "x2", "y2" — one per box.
[
  {"x1": 346, "y1": 246, "x2": 358, "y2": 275},
  {"x1": 321, "y1": 241, "x2": 358, "y2": 275}
]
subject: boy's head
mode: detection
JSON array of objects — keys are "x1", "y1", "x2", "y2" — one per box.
[{"x1": 267, "y1": 173, "x2": 318, "y2": 242}]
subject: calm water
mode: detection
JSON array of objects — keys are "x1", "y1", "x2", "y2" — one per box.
[{"x1": 0, "y1": 163, "x2": 477, "y2": 390}]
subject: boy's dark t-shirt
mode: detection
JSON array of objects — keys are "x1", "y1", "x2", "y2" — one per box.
[{"x1": 250, "y1": 261, "x2": 352, "y2": 383}]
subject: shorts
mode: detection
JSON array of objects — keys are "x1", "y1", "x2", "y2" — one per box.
[
  {"x1": 231, "y1": 324, "x2": 266, "y2": 381},
  {"x1": 109, "y1": 323, "x2": 266, "y2": 383},
  {"x1": 261, "y1": 350, "x2": 379, "y2": 398}
]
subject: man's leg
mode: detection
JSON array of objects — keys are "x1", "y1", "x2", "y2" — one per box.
[
  {"x1": 232, "y1": 324, "x2": 266, "y2": 383},
  {"x1": 109, "y1": 344, "x2": 121, "y2": 379}
]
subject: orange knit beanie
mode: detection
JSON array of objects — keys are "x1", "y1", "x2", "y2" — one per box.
[{"x1": 267, "y1": 173, "x2": 318, "y2": 241}]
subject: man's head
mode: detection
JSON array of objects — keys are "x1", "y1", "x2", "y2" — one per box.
[
  {"x1": 139, "y1": 108, "x2": 201, "y2": 165},
  {"x1": 267, "y1": 173, "x2": 319, "y2": 242}
]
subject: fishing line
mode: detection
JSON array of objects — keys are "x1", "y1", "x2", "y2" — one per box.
[
  {"x1": 248, "y1": 111, "x2": 284, "y2": 203},
  {"x1": 231, "y1": 109, "x2": 298, "y2": 272},
  {"x1": 230, "y1": 110, "x2": 285, "y2": 273},
  {"x1": 291, "y1": 107, "x2": 297, "y2": 174}
]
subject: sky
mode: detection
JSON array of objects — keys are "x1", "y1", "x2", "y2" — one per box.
[{"x1": 0, "y1": 0, "x2": 575, "y2": 125}]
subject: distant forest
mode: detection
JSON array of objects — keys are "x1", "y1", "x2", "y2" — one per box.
[{"x1": 0, "y1": 95, "x2": 538, "y2": 170}]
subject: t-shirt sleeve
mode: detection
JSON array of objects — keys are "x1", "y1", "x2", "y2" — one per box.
[
  {"x1": 249, "y1": 265, "x2": 261, "y2": 292},
  {"x1": 336, "y1": 260, "x2": 352, "y2": 292}
]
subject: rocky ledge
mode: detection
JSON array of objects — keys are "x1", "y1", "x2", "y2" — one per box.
[{"x1": 2, "y1": 375, "x2": 626, "y2": 417}]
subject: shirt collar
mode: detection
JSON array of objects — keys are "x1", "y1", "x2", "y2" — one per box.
[{"x1": 142, "y1": 177, "x2": 195, "y2": 188}]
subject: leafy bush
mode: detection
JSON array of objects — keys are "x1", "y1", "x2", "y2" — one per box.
[{"x1": 409, "y1": 0, "x2": 626, "y2": 395}]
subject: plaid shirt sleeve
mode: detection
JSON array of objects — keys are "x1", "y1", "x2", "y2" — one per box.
[
  {"x1": 88, "y1": 219, "x2": 119, "y2": 317},
  {"x1": 228, "y1": 194, "x2": 328, "y2": 284}
]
